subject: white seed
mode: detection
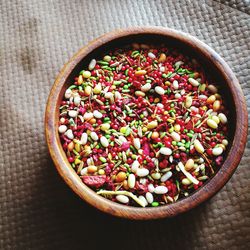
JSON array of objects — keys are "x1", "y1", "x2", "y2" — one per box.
[
  {"x1": 135, "y1": 91, "x2": 145, "y2": 97},
  {"x1": 188, "y1": 78, "x2": 200, "y2": 86},
  {"x1": 194, "y1": 139, "x2": 204, "y2": 153},
  {"x1": 157, "y1": 103, "x2": 164, "y2": 109},
  {"x1": 222, "y1": 139, "x2": 228, "y2": 146},
  {"x1": 114, "y1": 91, "x2": 122, "y2": 100},
  {"x1": 147, "y1": 120, "x2": 158, "y2": 130},
  {"x1": 148, "y1": 184, "x2": 155, "y2": 193},
  {"x1": 182, "y1": 178, "x2": 192, "y2": 185},
  {"x1": 185, "y1": 96, "x2": 193, "y2": 108},
  {"x1": 218, "y1": 113, "x2": 228, "y2": 124},
  {"x1": 212, "y1": 115, "x2": 220, "y2": 124},
  {"x1": 198, "y1": 95, "x2": 208, "y2": 100},
  {"x1": 80, "y1": 133, "x2": 88, "y2": 145},
  {"x1": 212, "y1": 147, "x2": 223, "y2": 156},
  {"x1": 104, "y1": 92, "x2": 114, "y2": 99},
  {"x1": 100, "y1": 123, "x2": 110, "y2": 132},
  {"x1": 116, "y1": 195, "x2": 129, "y2": 204},
  {"x1": 170, "y1": 131, "x2": 181, "y2": 142},
  {"x1": 93, "y1": 83, "x2": 102, "y2": 94},
  {"x1": 139, "y1": 195, "x2": 148, "y2": 206},
  {"x1": 148, "y1": 52, "x2": 156, "y2": 59},
  {"x1": 88, "y1": 59, "x2": 96, "y2": 70},
  {"x1": 159, "y1": 147, "x2": 172, "y2": 155},
  {"x1": 83, "y1": 112, "x2": 93, "y2": 120},
  {"x1": 151, "y1": 172, "x2": 161, "y2": 180},
  {"x1": 128, "y1": 174, "x2": 136, "y2": 188},
  {"x1": 155, "y1": 86, "x2": 165, "y2": 95},
  {"x1": 80, "y1": 167, "x2": 88, "y2": 176},
  {"x1": 68, "y1": 110, "x2": 78, "y2": 118},
  {"x1": 136, "y1": 168, "x2": 149, "y2": 177},
  {"x1": 100, "y1": 136, "x2": 109, "y2": 147},
  {"x1": 58, "y1": 125, "x2": 67, "y2": 133},
  {"x1": 90, "y1": 132, "x2": 98, "y2": 141},
  {"x1": 146, "y1": 192, "x2": 154, "y2": 204},
  {"x1": 118, "y1": 135, "x2": 127, "y2": 143},
  {"x1": 93, "y1": 110, "x2": 103, "y2": 119},
  {"x1": 82, "y1": 70, "x2": 91, "y2": 78},
  {"x1": 65, "y1": 129, "x2": 74, "y2": 139},
  {"x1": 131, "y1": 160, "x2": 140, "y2": 173},
  {"x1": 207, "y1": 119, "x2": 218, "y2": 129},
  {"x1": 86, "y1": 158, "x2": 93, "y2": 166},
  {"x1": 154, "y1": 186, "x2": 168, "y2": 194},
  {"x1": 141, "y1": 83, "x2": 151, "y2": 92},
  {"x1": 175, "y1": 93, "x2": 181, "y2": 99},
  {"x1": 160, "y1": 171, "x2": 173, "y2": 182},
  {"x1": 65, "y1": 89, "x2": 72, "y2": 99},
  {"x1": 74, "y1": 96, "x2": 81, "y2": 106},
  {"x1": 160, "y1": 66, "x2": 165, "y2": 72},
  {"x1": 173, "y1": 80, "x2": 179, "y2": 90},
  {"x1": 133, "y1": 138, "x2": 141, "y2": 150}
]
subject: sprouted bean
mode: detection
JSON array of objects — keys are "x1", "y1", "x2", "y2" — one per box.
[{"x1": 58, "y1": 44, "x2": 229, "y2": 207}]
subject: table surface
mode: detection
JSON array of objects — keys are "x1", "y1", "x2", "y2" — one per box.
[{"x1": 1, "y1": 0, "x2": 249, "y2": 249}]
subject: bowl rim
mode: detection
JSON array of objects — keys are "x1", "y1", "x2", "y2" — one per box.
[{"x1": 45, "y1": 26, "x2": 248, "y2": 220}]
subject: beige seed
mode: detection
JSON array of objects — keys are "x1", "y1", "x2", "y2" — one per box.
[
  {"x1": 158, "y1": 53, "x2": 167, "y2": 62},
  {"x1": 100, "y1": 123, "x2": 110, "y2": 131},
  {"x1": 84, "y1": 85, "x2": 92, "y2": 96},
  {"x1": 174, "y1": 124, "x2": 181, "y2": 132},
  {"x1": 147, "y1": 120, "x2": 158, "y2": 130},
  {"x1": 98, "y1": 169, "x2": 105, "y2": 175},
  {"x1": 93, "y1": 83, "x2": 102, "y2": 94},
  {"x1": 188, "y1": 78, "x2": 200, "y2": 86},
  {"x1": 218, "y1": 113, "x2": 228, "y2": 124},
  {"x1": 222, "y1": 139, "x2": 228, "y2": 146},
  {"x1": 82, "y1": 71, "x2": 91, "y2": 78},
  {"x1": 103, "y1": 55, "x2": 111, "y2": 62},
  {"x1": 116, "y1": 172, "x2": 127, "y2": 182},
  {"x1": 182, "y1": 178, "x2": 192, "y2": 185},
  {"x1": 185, "y1": 96, "x2": 192, "y2": 108},
  {"x1": 207, "y1": 95, "x2": 216, "y2": 104},
  {"x1": 67, "y1": 141, "x2": 74, "y2": 151},
  {"x1": 135, "y1": 91, "x2": 146, "y2": 97},
  {"x1": 88, "y1": 59, "x2": 96, "y2": 70},
  {"x1": 213, "y1": 100, "x2": 221, "y2": 111},
  {"x1": 128, "y1": 174, "x2": 136, "y2": 188},
  {"x1": 78, "y1": 75, "x2": 83, "y2": 84},
  {"x1": 207, "y1": 119, "x2": 218, "y2": 129},
  {"x1": 199, "y1": 83, "x2": 206, "y2": 92},
  {"x1": 87, "y1": 165, "x2": 97, "y2": 173},
  {"x1": 151, "y1": 172, "x2": 161, "y2": 180},
  {"x1": 194, "y1": 139, "x2": 205, "y2": 153},
  {"x1": 185, "y1": 159, "x2": 194, "y2": 170},
  {"x1": 207, "y1": 84, "x2": 218, "y2": 93},
  {"x1": 135, "y1": 70, "x2": 147, "y2": 76},
  {"x1": 211, "y1": 115, "x2": 220, "y2": 124},
  {"x1": 171, "y1": 131, "x2": 181, "y2": 142}
]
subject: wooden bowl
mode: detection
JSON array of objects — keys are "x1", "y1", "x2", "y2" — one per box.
[{"x1": 45, "y1": 27, "x2": 248, "y2": 220}]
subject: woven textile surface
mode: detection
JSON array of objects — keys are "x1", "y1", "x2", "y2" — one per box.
[{"x1": 0, "y1": 0, "x2": 249, "y2": 249}]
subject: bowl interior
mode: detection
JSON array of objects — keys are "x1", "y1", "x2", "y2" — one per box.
[
  {"x1": 57, "y1": 33, "x2": 236, "y2": 172},
  {"x1": 49, "y1": 30, "x2": 244, "y2": 219}
]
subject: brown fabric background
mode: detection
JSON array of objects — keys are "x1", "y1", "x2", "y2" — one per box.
[{"x1": 0, "y1": 0, "x2": 249, "y2": 249}]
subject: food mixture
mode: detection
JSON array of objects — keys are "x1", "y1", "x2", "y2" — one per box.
[{"x1": 58, "y1": 44, "x2": 229, "y2": 207}]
